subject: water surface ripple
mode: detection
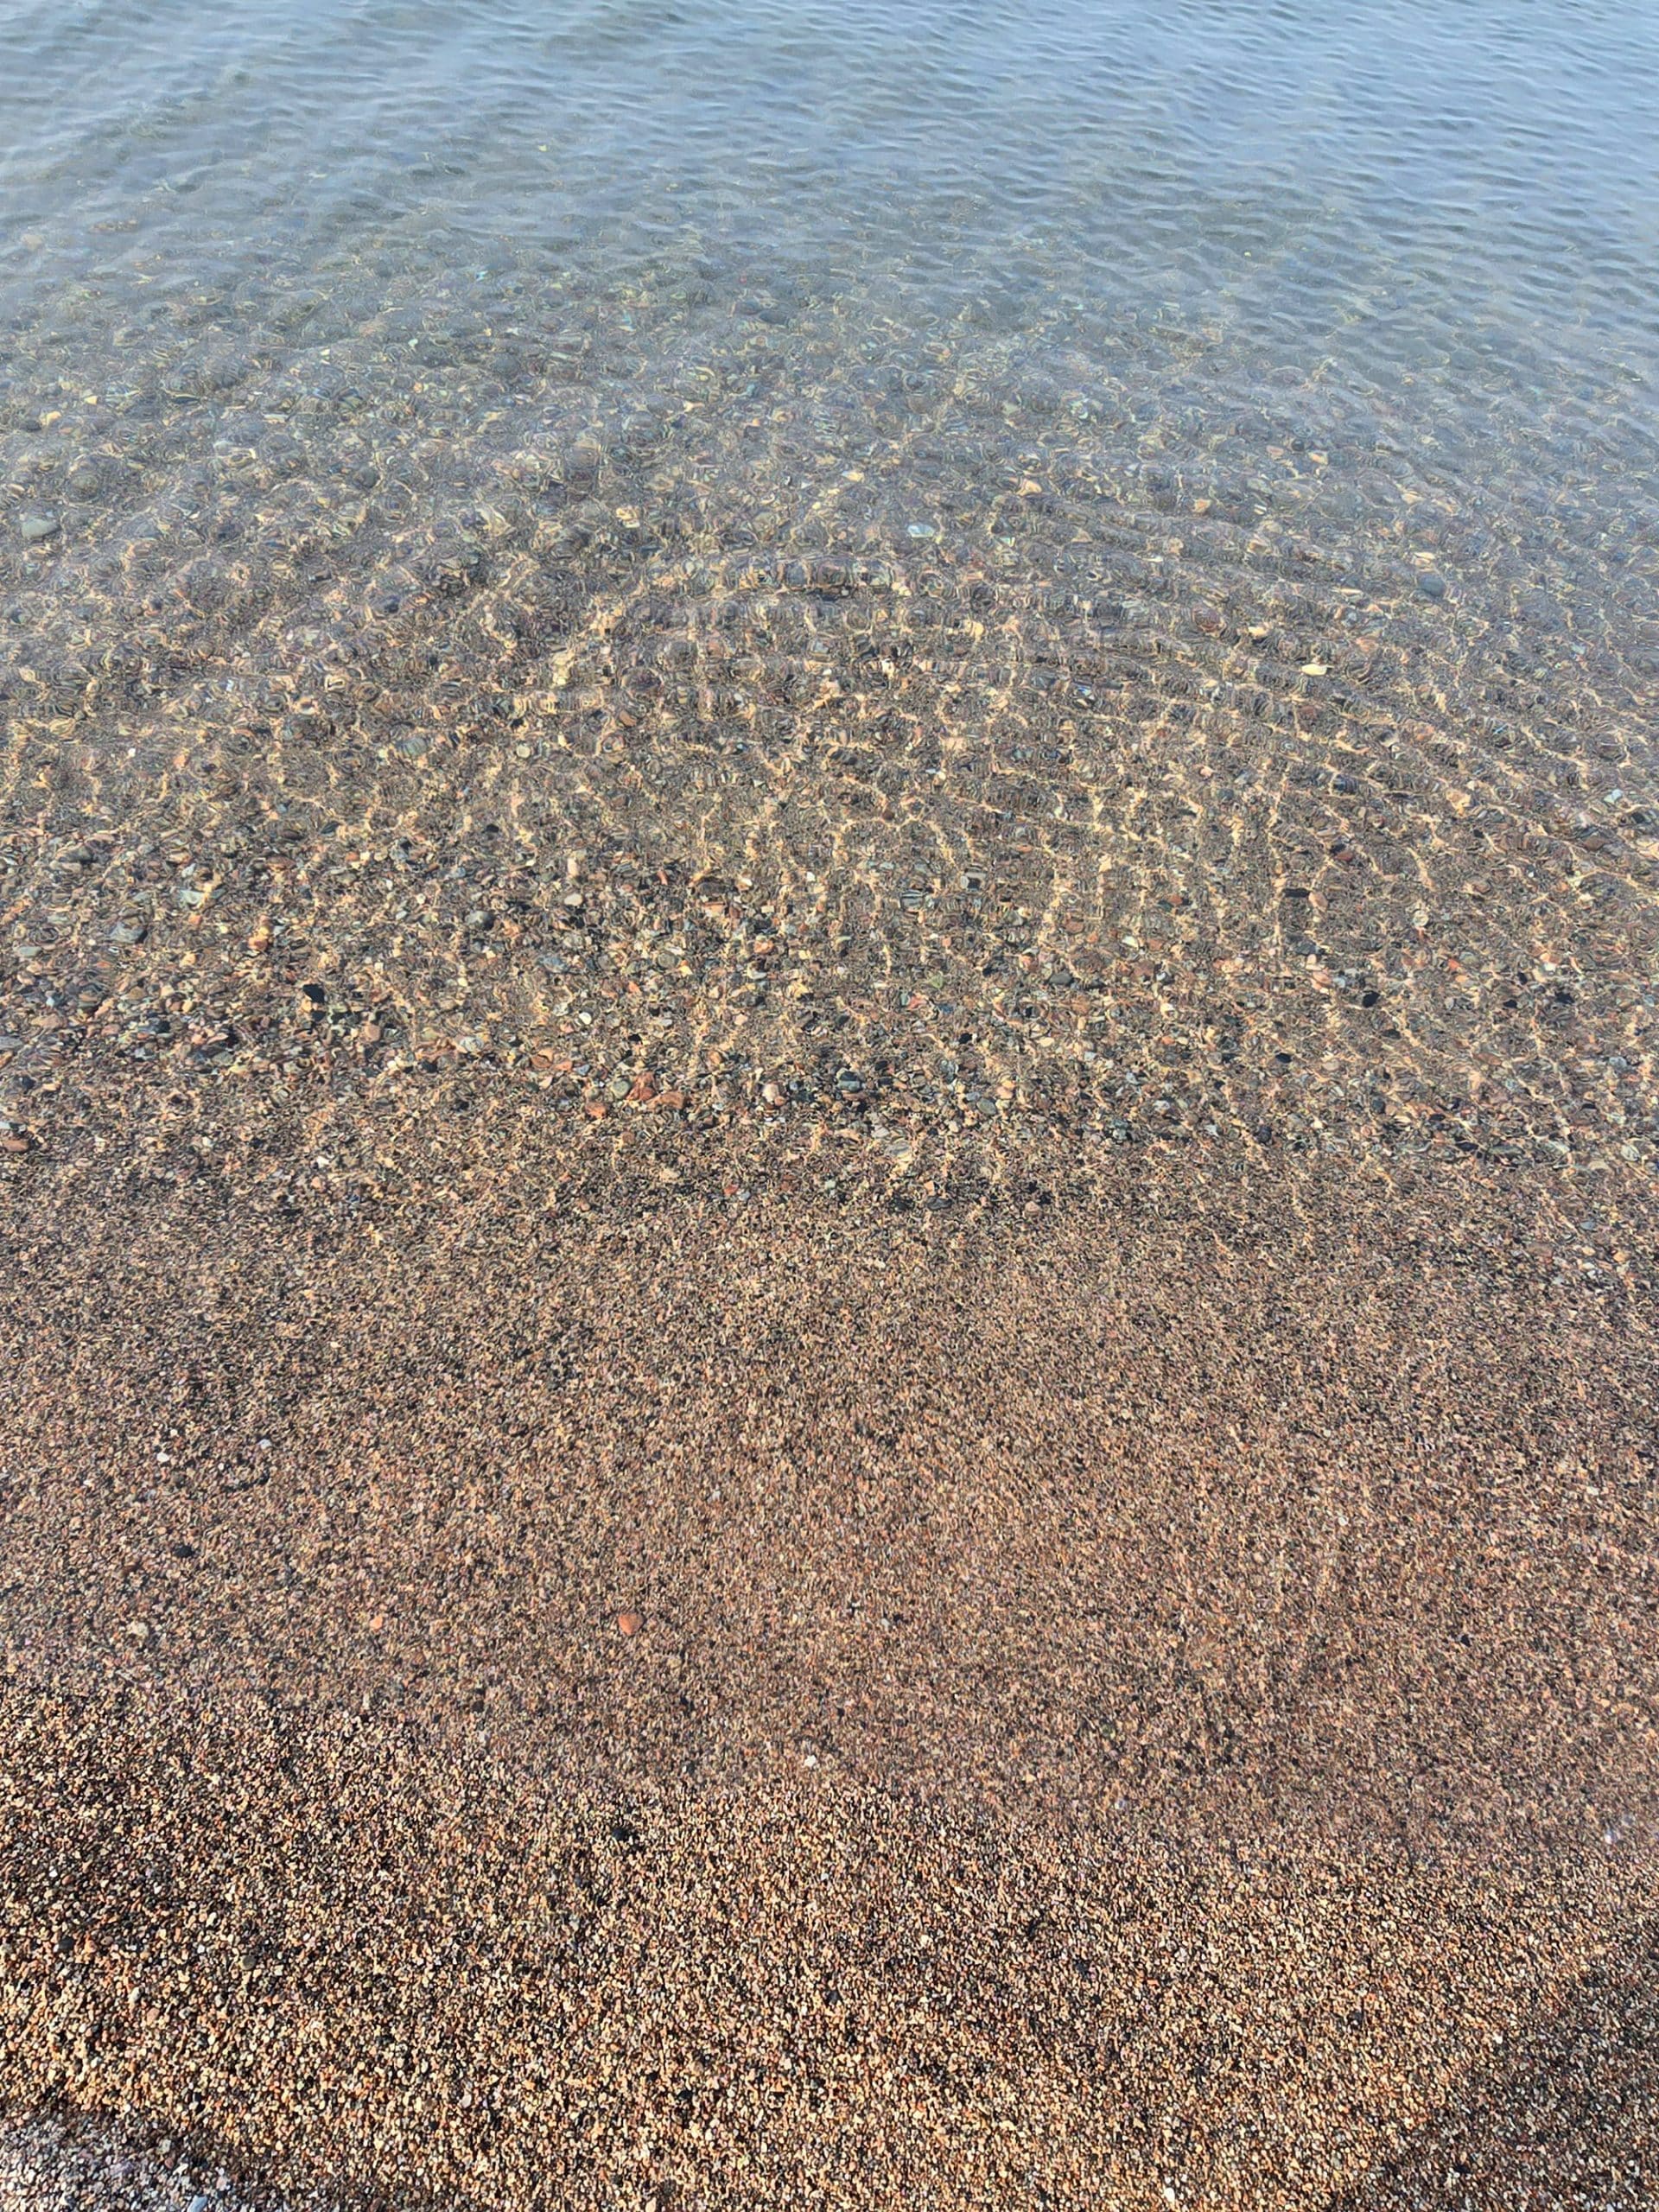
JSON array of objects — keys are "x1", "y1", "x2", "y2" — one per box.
[{"x1": 2, "y1": 0, "x2": 1656, "y2": 1173}]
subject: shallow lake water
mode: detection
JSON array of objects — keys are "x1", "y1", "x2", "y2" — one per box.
[{"x1": 2, "y1": 0, "x2": 1656, "y2": 1169}]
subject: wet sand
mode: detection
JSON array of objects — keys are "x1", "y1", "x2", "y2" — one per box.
[{"x1": 2, "y1": 1116, "x2": 1656, "y2": 2208}]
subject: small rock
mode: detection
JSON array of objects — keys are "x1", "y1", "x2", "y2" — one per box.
[
  {"x1": 615, "y1": 1611, "x2": 642, "y2": 1637},
  {"x1": 1417, "y1": 572, "x2": 1446, "y2": 600},
  {"x1": 18, "y1": 511, "x2": 59, "y2": 543}
]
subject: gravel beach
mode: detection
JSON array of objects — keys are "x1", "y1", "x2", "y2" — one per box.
[
  {"x1": 2, "y1": 1122, "x2": 1655, "y2": 2208},
  {"x1": 3, "y1": 0, "x2": 1657, "y2": 2196}
]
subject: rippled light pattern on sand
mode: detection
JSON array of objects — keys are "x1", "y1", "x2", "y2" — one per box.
[{"x1": 1, "y1": 0, "x2": 1655, "y2": 1170}]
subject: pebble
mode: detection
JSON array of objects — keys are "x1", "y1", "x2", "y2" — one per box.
[
  {"x1": 18, "y1": 511, "x2": 60, "y2": 543},
  {"x1": 1418, "y1": 571, "x2": 1446, "y2": 599},
  {"x1": 0, "y1": 2120, "x2": 298, "y2": 2212}
]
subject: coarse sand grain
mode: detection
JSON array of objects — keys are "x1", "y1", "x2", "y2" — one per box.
[{"x1": 1, "y1": 1124, "x2": 1656, "y2": 2209}]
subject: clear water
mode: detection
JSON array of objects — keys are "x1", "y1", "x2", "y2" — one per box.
[{"x1": 3, "y1": 0, "x2": 1656, "y2": 1166}]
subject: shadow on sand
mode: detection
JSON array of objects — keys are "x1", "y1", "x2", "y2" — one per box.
[{"x1": 1337, "y1": 1916, "x2": 1658, "y2": 2209}]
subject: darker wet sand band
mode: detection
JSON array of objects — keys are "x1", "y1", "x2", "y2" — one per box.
[{"x1": 1, "y1": 1142, "x2": 1656, "y2": 2207}]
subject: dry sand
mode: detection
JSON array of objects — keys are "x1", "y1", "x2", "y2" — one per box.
[{"x1": 1, "y1": 1118, "x2": 1655, "y2": 2209}]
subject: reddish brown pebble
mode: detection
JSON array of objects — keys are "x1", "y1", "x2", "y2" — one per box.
[{"x1": 616, "y1": 1611, "x2": 642, "y2": 1637}]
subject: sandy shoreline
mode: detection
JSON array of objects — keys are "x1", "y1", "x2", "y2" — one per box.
[
  {"x1": 2, "y1": 0, "x2": 1656, "y2": 2193},
  {"x1": 2, "y1": 1127, "x2": 1655, "y2": 2207}
]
